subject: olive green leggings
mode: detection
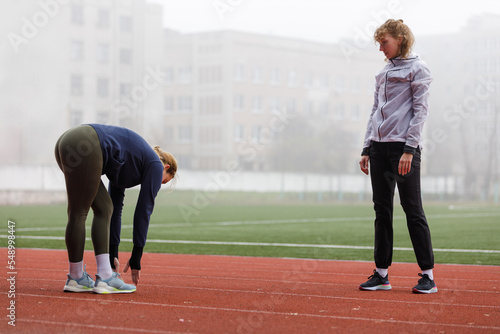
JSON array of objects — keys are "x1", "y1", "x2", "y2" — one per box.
[{"x1": 54, "y1": 125, "x2": 112, "y2": 262}]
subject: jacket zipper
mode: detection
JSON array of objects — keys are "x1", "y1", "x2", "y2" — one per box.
[
  {"x1": 378, "y1": 59, "x2": 397, "y2": 141},
  {"x1": 377, "y1": 71, "x2": 389, "y2": 141}
]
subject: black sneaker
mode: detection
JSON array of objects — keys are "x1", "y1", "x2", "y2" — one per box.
[
  {"x1": 359, "y1": 269, "x2": 392, "y2": 291},
  {"x1": 412, "y1": 273, "x2": 438, "y2": 294}
]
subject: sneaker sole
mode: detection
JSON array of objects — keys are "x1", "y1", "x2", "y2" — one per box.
[
  {"x1": 412, "y1": 286, "x2": 438, "y2": 294},
  {"x1": 63, "y1": 285, "x2": 94, "y2": 293},
  {"x1": 359, "y1": 283, "x2": 392, "y2": 291},
  {"x1": 92, "y1": 287, "x2": 136, "y2": 294}
]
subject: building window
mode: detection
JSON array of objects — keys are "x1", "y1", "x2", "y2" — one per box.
[
  {"x1": 120, "y1": 16, "x2": 133, "y2": 33},
  {"x1": 199, "y1": 65, "x2": 222, "y2": 85},
  {"x1": 97, "y1": 78, "x2": 109, "y2": 97},
  {"x1": 270, "y1": 68, "x2": 280, "y2": 85},
  {"x1": 233, "y1": 94, "x2": 244, "y2": 112},
  {"x1": 234, "y1": 64, "x2": 245, "y2": 82},
  {"x1": 234, "y1": 125, "x2": 244, "y2": 142},
  {"x1": 164, "y1": 97, "x2": 174, "y2": 113},
  {"x1": 320, "y1": 74, "x2": 329, "y2": 90},
  {"x1": 251, "y1": 125, "x2": 261, "y2": 143},
  {"x1": 179, "y1": 126, "x2": 192, "y2": 142},
  {"x1": 304, "y1": 100, "x2": 314, "y2": 116},
  {"x1": 179, "y1": 67, "x2": 192, "y2": 84},
  {"x1": 319, "y1": 102, "x2": 329, "y2": 118},
  {"x1": 69, "y1": 109, "x2": 83, "y2": 127},
  {"x1": 200, "y1": 96, "x2": 222, "y2": 115},
  {"x1": 269, "y1": 97, "x2": 280, "y2": 114},
  {"x1": 71, "y1": 5, "x2": 84, "y2": 25},
  {"x1": 351, "y1": 104, "x2": 360, "y2": 121},
  {"x1": 336, "y1": 76, "x2": 345, "y2": 93},
  {"x1": 163, "y1": 126, "x2": 174, "y2": 141},
  {"x1": 252, "y1": 96, "x2": 263, "y2": 113},
  {"x1": 70, "y1": 41, "x2": 84, "y2": 61},
  {"x1": 286, "y1": 99, "x2": 296, "y2": 114},
  {"x1": 288, "y1": 70, "x2": 298, "y2": 87},
  {"x1": 120, "y1": 83, "x2": 131, "y2": 97},
  {"x1": 96, "y1": 111, "x2": 111, "y2": 124},
  {"x1": 71, "y1": 75, "x2": 83, "y2": 96},
  {"x1": 253, "y1": 66, "x2": 263, "y2": 84},
  {"x1": 177, "y1": 155, "x2": 192, "y2": 169},
  {"x1": 178, "y1": 96, "x2": 192, "y2": 113},
  {"x1": 97, "y1": 44, "x2": 109, "y2": 63},
  {"x1": 163, "y1": 68, "x2": 174, "y2": 84},
  {"x1": 120, "y1": 49, "x2": 132, "y2": 64},
  {"x1": 351, "y1": 77, "x2": 360, "y2": 94},
  {"x1": 304, "y1": 71, "x2": 314, "y2": 89},
  {"x1": 366, "y1": 78, "x2": 374, "y2": 95},
  {"x1": 97, "y1": 9, "x2": 110, "y2": 28},
  {"x1": 199, "y1": 127, "x2": 222, "y2": 143},
  {"x1": 336, "y1": 103, "x2": 345, "y2": 119}
]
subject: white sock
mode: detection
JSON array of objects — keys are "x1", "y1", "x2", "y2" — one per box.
[
  {"x1": 69, "y1": 261, "x2": 83, "y2": 279},
  {"x1": 422, "y1": 269, "x2": 434, "y2": 280},
  {"x1": 376, "y1": 268, "x2": 388, "y2": 278},
  {"x1": 96, "y1": 254, "x2": 113, "y2": 280}
]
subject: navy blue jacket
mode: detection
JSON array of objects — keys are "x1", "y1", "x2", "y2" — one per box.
[{"x1": 89, "y1": 124, "x2": 163, "y2": 251}]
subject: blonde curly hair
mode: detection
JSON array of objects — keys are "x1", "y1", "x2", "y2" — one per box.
[{"x1": 374, "y1": 19, "x2": 415, "y2": 59}]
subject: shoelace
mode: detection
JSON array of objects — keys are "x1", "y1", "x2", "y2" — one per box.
[
  {"x1": 367, "y1": 269, "x2": 381, "y2": 281},
  {"x1": 418, "y1": 273, "x2": 431, "y2": 284},
  {"x1": 81, "y1": 265, "x2": 94, "y2": 281}
]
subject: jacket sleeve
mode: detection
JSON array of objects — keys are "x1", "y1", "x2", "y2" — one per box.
[
  {"x1": 129, "y1": 161, "x2": 163, "y2": 269},
  {"x1": 108, "y1": 182, "x2": 125, "y2": 247},
  {"x1": 362, "y1": 77, "x2": 380, "y2": 152},
  {"x1": 407, "y1": 62, "x2": 432, "y2": 149}
]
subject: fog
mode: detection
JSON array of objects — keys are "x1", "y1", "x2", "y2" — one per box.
[{"x1": 0, "y1": 0, "x2": 499, "y2": 203}]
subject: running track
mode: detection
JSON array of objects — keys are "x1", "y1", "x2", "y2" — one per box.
[{"x1": 1, "y1": 248, "x2": 499, "y2": 333}]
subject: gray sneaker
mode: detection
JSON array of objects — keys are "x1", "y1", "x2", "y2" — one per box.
[
  {"x1": 93, "y1": 272, "x2": 136, "y2": 294},
  {"x1": 359, "y1": 269, "x2": 392, "y2": 291},
  {"x1": 63, "y1": 265, "x2": 95, "y2": 292}
]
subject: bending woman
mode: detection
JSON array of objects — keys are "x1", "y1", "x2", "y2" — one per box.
[{"x1": 55, "y1": 124, "x2": 177, "y2": 294}]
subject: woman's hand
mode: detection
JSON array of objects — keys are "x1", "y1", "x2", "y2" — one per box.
[
  {"x1": 399, "y1": 152, "x2": 413, "y2": 175},
  {"x1": 113, "y1": 257, "x2": 120, "y2": 272},
  {"x1": 124, "y1": 259, "x2": 140, "y2": 285},
  {"x1": 359, "y1": 155, "x2": 370, "y2": 175}
]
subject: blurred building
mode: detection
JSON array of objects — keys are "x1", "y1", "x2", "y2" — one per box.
[
  {"x1": 1, "y1": 0, "x2": 380, "y2": 174},
  {"x1": 0, "y1": 0, "x2": 164, "y2": 165},
  {"x1": 161, "y1": 30, "x2": 380, "y2": 172},
  {"x1": 420, "y1": 14, "x2": 500, "y2": 198}
]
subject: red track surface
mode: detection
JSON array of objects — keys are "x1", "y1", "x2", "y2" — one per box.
[{"x1": 1, "y1": 248, "x2": 499, "y2": 333}]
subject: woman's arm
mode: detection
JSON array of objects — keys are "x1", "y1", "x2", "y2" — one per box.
[
  {"x1": 407, "y1": 62, "x2": 432, "y2": 152},
  {"x1": 129, "y1": 161, "x2": 163, "y2": 276},
  {"x1": 108, "y1": 183, "x2": 125, "y2": 269}
]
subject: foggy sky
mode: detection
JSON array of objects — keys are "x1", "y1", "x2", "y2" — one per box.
[{"x1": 149, "y1": 0, "x2": 500, "y2": 43}]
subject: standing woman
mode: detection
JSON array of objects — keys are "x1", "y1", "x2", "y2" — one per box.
[
  {"x1": 55, "y1": 124, "x2": 177, "y2": 294},
  {"x1": 359, "y1": 19, "x2": 437, "y2": 293}
]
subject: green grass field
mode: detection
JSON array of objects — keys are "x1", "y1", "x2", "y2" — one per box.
[{"x1": 1, "y1": 190, "x2": 499, "y2": 266}]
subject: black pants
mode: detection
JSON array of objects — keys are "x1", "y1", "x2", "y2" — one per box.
[
  {"x1": 369, "y1": 141, "x2": 434, "y2": 271},
  {"x1": 54, "y1": 125, "x2": 113, "y2": 262}
]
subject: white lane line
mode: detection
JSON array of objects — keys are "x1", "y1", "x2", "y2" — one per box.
[
  {"x1": 140, "y1": 284, "x2": 500, "y2": 309},
  {"x1": 15, "y1": 293, "x2": 500, "y2": 331},
  {"x1": 5, "y1": 211, "x2": 500, "y2": 232},
  {"x1": 3, "y1": 236, "x2": 499, "y2": 254},
  {"x1": 18, "y1": 319, "x2": 186, "y2": 333}
]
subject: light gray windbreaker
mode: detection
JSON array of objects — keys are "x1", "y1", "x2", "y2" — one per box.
[{"x1": 362, "y1": 53, "x2": 432, "y2": 154}]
